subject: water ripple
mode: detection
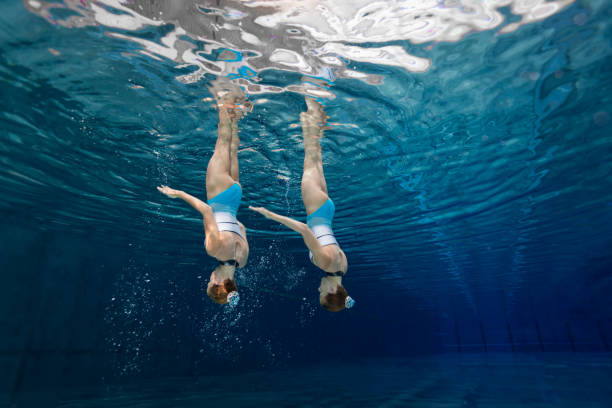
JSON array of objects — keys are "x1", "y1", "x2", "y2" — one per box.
[
  {"x1": 23, "y1": 0, "x2": 576, "y2": 89},
  {"x1": 1, "y1": 1, "x2": 610, "y2": 304}
]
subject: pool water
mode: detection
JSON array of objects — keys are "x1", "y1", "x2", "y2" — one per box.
[
  {"x1": 1, "y1": 0, "x2": 612, "y2": 406},
  {"x1": 5, "y1": 354, "x2": 612, "y2": 407}
]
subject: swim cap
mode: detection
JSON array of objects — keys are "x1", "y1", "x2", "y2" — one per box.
[
  {"x1": 345, "y1": 296, "x2": 355, "y2": 309},
  {"x1": 227, "y1": 291, "x2": 240, "y2": 307}
]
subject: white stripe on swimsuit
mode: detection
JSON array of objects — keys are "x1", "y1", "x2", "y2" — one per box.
[
  {"x1": 213, "y1": 211, "x2": 245, "y2": 240},
  {"x1": 309, "y1": 224, "x2": 338, "y2": 261}
]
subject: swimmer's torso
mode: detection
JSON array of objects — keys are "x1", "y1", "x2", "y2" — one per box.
[
  {"x1": 204, "y1": 222, "x2": 249, "y2": 267},
  {"x1": 312, "y1": 244, "x2": 347, "y2": 274},
  {"x1": 206, "y1": 183, "x2": 248, "y2": 266},
  {"x1": 307, "y1": 199, "x2": 347, "y2": 274}
]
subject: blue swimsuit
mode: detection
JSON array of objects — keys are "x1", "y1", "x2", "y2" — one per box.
[
  {"x1": 207, "y1": 183, "x2": 245, "y2": 239},
  {"x1": 307, "y1": 199, "x2": 339, "y2": 261}
]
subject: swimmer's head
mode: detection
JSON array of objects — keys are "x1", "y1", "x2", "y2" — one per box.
[
  {"x1": 207, "y1": 266, "x2": 238, "y2": 304},
  {"x1": 207, "y1": 278, "x2": 237, "y2": 304},
  {"x1": 318, "y1": 278, "x2": 351, "y2": 312}
]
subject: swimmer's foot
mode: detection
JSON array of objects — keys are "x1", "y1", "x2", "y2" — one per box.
[
  {"x1": 300, "y1": 97, "x2": 327, "y2": 139},
  {"x1": 305, "y1": 96, "x2": 324, "y2": 117},
  {"x1": 207, "y1": 78, "x2": 251, "y2": 120}
]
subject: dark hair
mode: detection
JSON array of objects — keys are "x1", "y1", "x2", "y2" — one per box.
[
  {"x1": 207, "y1": 279, "x2": 238, "y2": 304},
  {"x1": 321, "y1": 284, "x2": 348, "y2": 312}
]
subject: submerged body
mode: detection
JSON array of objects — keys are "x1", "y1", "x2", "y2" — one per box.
[
  {"x1": 306, "y1": 198, "x2": 345, "y2": 273},
  {"x1": 250, "y1": 97, "x2": 352, "y2": 311},
  {"x1": 158, "y1": 81, "x2": 249, "y2": 304}
]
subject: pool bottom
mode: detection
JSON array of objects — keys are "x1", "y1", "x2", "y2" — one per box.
[{"x1": 3, "y1": 353, "x2": 611, "y2": 407}]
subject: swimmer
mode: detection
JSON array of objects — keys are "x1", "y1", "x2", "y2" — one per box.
[
  {"x1": 158, "y1": 79, "x2": 249, "y2": 306},
  {"x1": 250, "y1": 97, "x2": 354, "y2": 312}
]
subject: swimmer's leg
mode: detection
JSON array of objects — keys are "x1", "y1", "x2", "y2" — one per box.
[
  {"x1": 301, "y1": 97, "x2": 329, "y2": 214},
  {"x1": 229, "y1": 118, "x2": 240, "y2": 183},
  {"x1": 206, "y1": 104, "x2": 237, "y2": 200}
]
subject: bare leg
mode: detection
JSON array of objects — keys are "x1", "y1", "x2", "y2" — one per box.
[
  {"x1": 229, "y1": 119, "x2": 240, "y2": 182},
  {"x1": 206, "y1": 108, "x2": 236, "y2": 200},
  {"x1": 301, "y1": 97, "x2": 329, "y2": 215},
  {"x1": 206, "y1": 79, "x2": 247, "y2": 199}
]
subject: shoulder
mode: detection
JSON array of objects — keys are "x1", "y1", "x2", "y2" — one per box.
[
  {"x1": 204, "y1": 228, "x2": 226, "y2": 252},
  {"x1": 314, "y1": 247, "x2": 335, "y2": 269}
]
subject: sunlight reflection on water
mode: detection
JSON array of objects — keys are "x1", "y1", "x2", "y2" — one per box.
[{"x1": 24, "y1": 0, "x2": 575, "y2": 91}]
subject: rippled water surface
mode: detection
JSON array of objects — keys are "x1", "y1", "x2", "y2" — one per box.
[{"x1": 1, "y1": 0, "x2": 612, "y2": 406}]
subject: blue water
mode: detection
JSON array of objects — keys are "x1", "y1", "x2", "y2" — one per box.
[
  {"x1": 7, "y1": 355, "x2": 612, "y2": 407},
  {"x1": 1, "y1": 0, "x2": 612, "y2": 406}
]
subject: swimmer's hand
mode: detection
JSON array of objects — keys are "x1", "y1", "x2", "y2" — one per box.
[
  {"x1": 249, "y1": 205, "x2": 306, "y2": 232},
  {"x1": 250, "y1": 205, "x2": 322, "y2": 256},
  {"x1": 157, "y1": 185, "x2": 182, "y2": 198},
  {"x1": 249, "y1": 206, "x2": 272, "y2": 218},
  {"x1": 158, "y1": 186, "x2": 212, "y2": 220}
]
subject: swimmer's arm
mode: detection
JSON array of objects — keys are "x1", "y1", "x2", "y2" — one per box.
[
  {"x1": 249, "y1": 206, "x2": 326, "y2": 260},
  {"x1": 249, "y1": 206, "x2": 306, "y2": 232},
  {"x1": 157, "y1": 185, "x2": 221, "y2": 248},
  {"x1": 157, "y1": 185, "x2": 210, "y2": 216}
]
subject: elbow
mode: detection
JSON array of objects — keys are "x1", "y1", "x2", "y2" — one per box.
[
  {"x1": 297, "y1": 223, "x2": 310, "y2": 235},
  {"x1": 198, "y1": 203, "x2": 211, "y2": 216}
]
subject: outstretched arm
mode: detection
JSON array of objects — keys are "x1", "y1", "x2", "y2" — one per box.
[
  {"x1": 157, "y1": 185, "x2": 221, "y2": 252},
  {"x1": 158, "y1": 185, "x2": 208, "y2": 214},
  {"x1": 249, "y1": 206, "x2": 328, "y2": 265}
]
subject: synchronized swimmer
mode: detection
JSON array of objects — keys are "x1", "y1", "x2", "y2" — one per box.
[
  {"x1": 250, "y1": 97, "x2": 353, "y2": 311},
  {"x1": 158, "y1": 81, "x2": 353, "y2": 312},
  {"x1": 158, "y1": 82, "x2": 248, "y2": 306}
]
